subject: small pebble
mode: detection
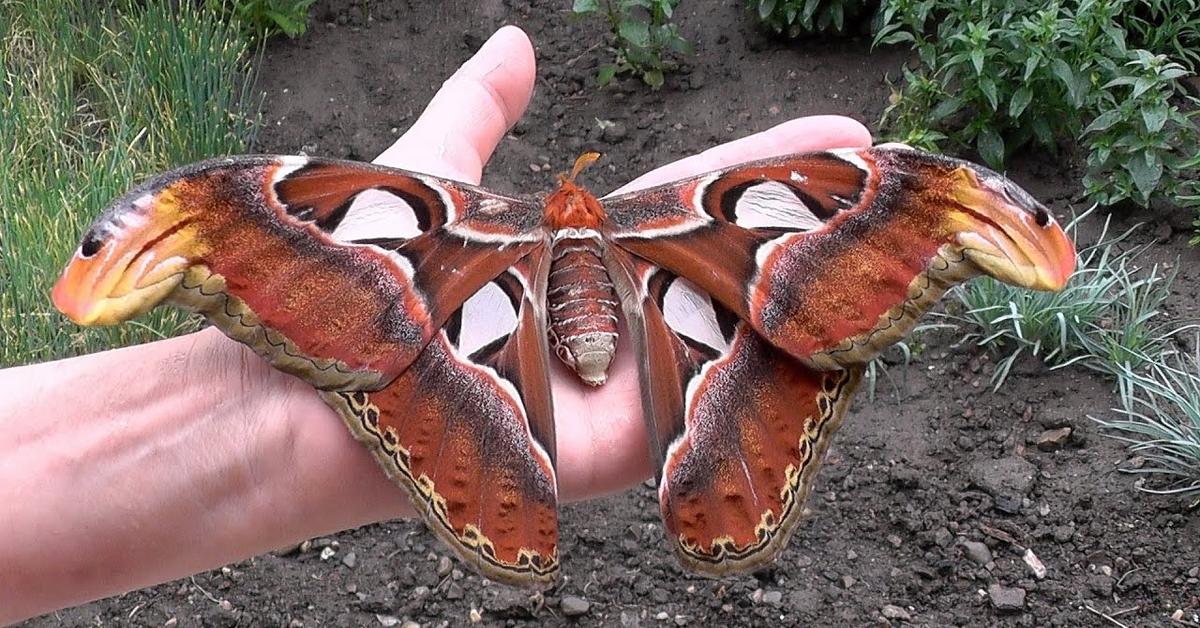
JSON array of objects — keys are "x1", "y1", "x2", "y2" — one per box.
[
  {"x1": 881, "y1": 604, "x2": 912, "y2": 621},
  {"x1": 1036, "y1": 427, "x2": 1072, "y2": 451},
  {"x1": 961, "y1": 540, "x2": 993, "y2": 565},
  {"x1": 561, "y1": 595, "x2": 591, "y2": 617},
  {"x1": 1023, "y1": 549, "x2": 1047, "y2": 580},
  {"x1": 988, "y1": 584, "x2": 1026, "y2": 611}
]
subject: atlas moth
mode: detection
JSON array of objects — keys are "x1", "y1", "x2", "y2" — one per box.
[{"x1": 53, "y1": 145, "x2": 1075, "y2": 587}]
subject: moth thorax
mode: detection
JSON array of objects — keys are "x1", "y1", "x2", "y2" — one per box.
[{"x1": 547, "y1": 234, "x2": 619, "y2": 386}]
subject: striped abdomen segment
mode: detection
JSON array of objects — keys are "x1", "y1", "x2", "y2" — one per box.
[{"x1": 547, "y1": 234, "x2": 619, "y2": 385}]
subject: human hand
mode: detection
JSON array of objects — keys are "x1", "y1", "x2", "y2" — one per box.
[{"x1": 369, "y1": 26, "x2": 872, "y2": 503}]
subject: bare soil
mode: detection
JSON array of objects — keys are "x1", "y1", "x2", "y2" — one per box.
[{"x1": 23, "y1": 0, "x2": 1200, "y2": 626}]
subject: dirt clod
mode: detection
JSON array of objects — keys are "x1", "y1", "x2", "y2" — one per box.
[{"x1": 971, "y1": 456, "x2": 1038, "y2": 511}]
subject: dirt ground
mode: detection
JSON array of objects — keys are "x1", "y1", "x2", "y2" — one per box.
[{"x1": 22, "y1": 0, "x2": 1200, "y2": 626}]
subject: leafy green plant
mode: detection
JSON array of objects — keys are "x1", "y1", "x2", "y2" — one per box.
[
  {"x1": 945, "y1": 212, "x2": 1189, "y2": 389},
  {"x1": 573, "y1": 0, "x2": 692, "y2": 89},
  {"x1": 1083, "y1": 51, "x2": 1200, "y2": 209},
  {"x1": 207, "y1": 0, "x2": 317, "y2": 39},
  {"x1": 0, "y1": 0, "x2": 261, "y2": 366},
  {"x1": 876, "y1": 0, "x2": 1200, "y2": 230},
  {"x1": 880, "y1": 68, "x2": 950, "y2": 151},
  {"x1": 1093, "y1": 350, "x2": 1200, "y2": 497},
  {"x1": 1123, "y1": 0, "x2": 1200, "y2": 72},
  {"x1": 747, "y1": 0, "x2": 878, "y2": 36},
  {"x1": 877, "y1": 0, "x2": 1124, "y2": 167}
]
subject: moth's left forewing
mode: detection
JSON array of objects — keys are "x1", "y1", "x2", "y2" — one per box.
[
  {"x1": 604, "y1": 247, "x2": 862, "y2": 575},
  {"x1": 605, "y1": 148, "x2": 987, "y2": 369}
]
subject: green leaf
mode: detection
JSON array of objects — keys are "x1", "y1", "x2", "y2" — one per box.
[
  {"x1": 931, "y1": 97, "x2": 963, "y2": 121},
  {"x1": 1131, "y1": 77, "x2": 1156, "y2": 100},
  {"x1": 980, "y1": 77, "x2": 999, "y2": 111},
  {"x1": 971, "y1": 49, "x2": 985, "y2": 75},
  {"x1": 573, "y1": 0, "x2": 600, "y2": 13},
  {"x1": 978, "y1": 126, "x2": 1005, "y2": 168},
  {"x1": 757, "y1": 0, "x2": 777, "y2": 20},
  {"x1": 597, "y1": 64, "x2": 618, "y2": 86},
  {"x1": 1023, "y1": 54, "x2": 1040, "y2": 81},
  {"x1": 1143, "y1": 103, "x2": 1168, "y2": 133},
  {"x1": 667, "y1": 33, "x2": 692, "y2": 54},
  {"x1": 877, "y1": 31, "x2": 915, "y2": 45},
  {"x1": 1084, "y1": 110, "x2": 1122, "y2": 134},
  {"x1": 1009, "y1": 86, "x2": 1033, "y2": 119},
  {"x1": 1127, "y1": 151, "x2": 1163, "y2": 199},
  {"x1": 1050, "y1": 58, "x2": 1080, "y2": 105},
  {"x1": 1102, "y1": 75, "x2": 1137, "y2": 89},
  {"x1": 619, "y1": 19, "x2": 651, "y2": 48},
  {"x1": 643, "y1": 68, "x2": 664, "y2": 89},
  {"x1": 1032, "y1": 117, "x2": 1054, "y2": 146}
]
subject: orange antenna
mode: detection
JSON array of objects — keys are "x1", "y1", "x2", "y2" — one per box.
[{"x1": 568, "y1": 152, "x2": 602, "y2": 183}]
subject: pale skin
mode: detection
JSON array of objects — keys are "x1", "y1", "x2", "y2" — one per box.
[{"x1": 0, "y1": 26, "x2": 872, "y2": 624}]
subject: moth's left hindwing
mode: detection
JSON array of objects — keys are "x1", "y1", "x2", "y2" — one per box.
[
  {"x1": 606, "y1": 248, "x2": 861, "y2": 574},
  {"x1": 322, "y1": 249, "x2": 560, "y2": 587}
]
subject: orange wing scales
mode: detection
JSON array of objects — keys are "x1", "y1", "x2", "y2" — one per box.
[
  {"x1": 322, "y1": 330, "x2": 558, "y2": 587},
  {"x1": 660, "y1": 328, "x2": 861, "y2": 572}
]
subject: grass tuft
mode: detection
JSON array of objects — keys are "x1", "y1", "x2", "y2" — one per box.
[
  {"x1": 0, "y1": 0, "x2": 261, "y2": 366},
  {"x1": 1093, "y1": 349, "x2": 1200, "y2": 498},
  {"x1": 944, "y1": 210, "x2": 1189, "y2": 389}
]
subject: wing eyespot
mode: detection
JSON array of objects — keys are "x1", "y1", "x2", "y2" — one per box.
[{"x1": 80, "y1": 231, "x2": 104, "y2": 258}]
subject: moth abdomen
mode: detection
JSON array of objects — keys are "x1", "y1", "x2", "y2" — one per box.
[{"x1": 547, "y1": 234, "x2": 619, "y2": 386}]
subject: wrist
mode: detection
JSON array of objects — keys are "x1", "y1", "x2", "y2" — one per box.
[{"x1": 0, "y1": 328, "x2": 408, "y2": 623}]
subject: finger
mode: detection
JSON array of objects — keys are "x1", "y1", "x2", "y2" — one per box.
[
  {"x1": 373, "y1": 26, "x2": 535, "y2": 183},
  {"x1": 611, "y1": 115, "x2": 873, "y2": 195}
]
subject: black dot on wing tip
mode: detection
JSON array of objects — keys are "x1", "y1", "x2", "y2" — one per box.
[
  {"x1": 80, "y1": 230, "x2": 104, "y2": 258},
  {"x1": 1034, "y1": 207, "x2": 1050, "y2": 227}
]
